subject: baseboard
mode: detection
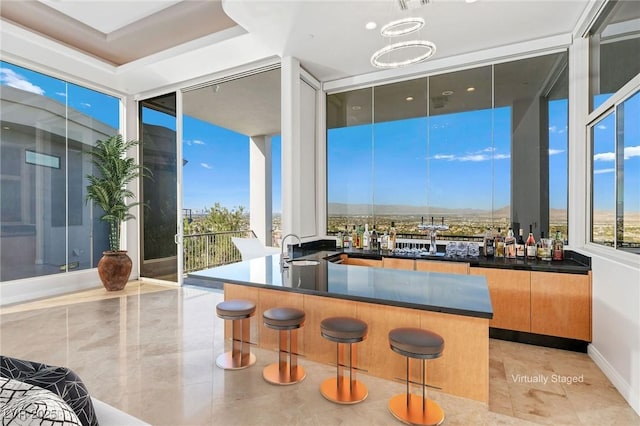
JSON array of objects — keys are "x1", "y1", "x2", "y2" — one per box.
[
  {"x1": 589, "y1": 344, "x2": 640, "y2": 416},
  {"x1": 490, "y1": 328, "x2": 588, "y2": 352},
  {"x1": 0, "y1": 269, "x2": 102, "y2": 307}
]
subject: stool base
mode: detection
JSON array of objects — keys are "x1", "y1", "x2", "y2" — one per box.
[
  {"x1": 263, "y1": 363, "x2": 306, "y2": 385},
  {"x1": 320, "y1": 377, "x2": 368, "y2": 404},
  {"x1": 215, "y1": 351, "x2": 256, "y2": 370},
  {"x1": 388, "y1": 394, "x2": 444, "y2": 426}
]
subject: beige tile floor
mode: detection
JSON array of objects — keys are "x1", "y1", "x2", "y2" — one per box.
[{"x1": 1, "y1": 282, "x2": 638, "y2": 425}]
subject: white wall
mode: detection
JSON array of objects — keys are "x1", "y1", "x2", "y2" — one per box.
[{"x1": 586, "y1": 247, "x2": 640, "y2": 415}]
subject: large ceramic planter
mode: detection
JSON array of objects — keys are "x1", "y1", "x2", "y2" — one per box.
[{"x1": 98, "y1": 251, "x2": 132, "y2": 291}]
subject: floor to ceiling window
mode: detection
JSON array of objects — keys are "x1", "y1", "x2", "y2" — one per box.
[
  {"x1": 0, "y1": 61, "x2": 119, "y2": 282},
  {"x1": 588, "y1": 0, "x2": 640, "y2": 254},
  {"x1": 326, "y1": 51, "x2": 568, "y2": 241}
]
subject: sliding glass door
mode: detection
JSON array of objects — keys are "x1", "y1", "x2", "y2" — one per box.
[{"x1": 139, "y1": 93, "x2": 180, "y2": 282}]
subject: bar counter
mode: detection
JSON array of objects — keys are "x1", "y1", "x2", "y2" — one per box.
[
  {"x1": 192, "y1": 251, "x2": 493, "y2": 319},
  {"x1": 191, "y1": 252, "x2": 493, "y2": 403}
]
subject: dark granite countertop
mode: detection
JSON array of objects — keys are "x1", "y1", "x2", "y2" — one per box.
[
  {"x1": 190, "y1": 251, "x2": 494, "y2": 319},
  {"x1": 340, "y1": 248, "x2": 591, "y2": 275}
]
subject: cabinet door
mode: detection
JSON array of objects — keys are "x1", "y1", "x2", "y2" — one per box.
[
  {"x1": 344, "y1": 257, "x2": 382, "y2": 268},
  {"x1": 470, "y1": 268, "x2": 530, "y2": 332},
  {"x1": 382, "y1": 257, "x2": 414, "y2": 270},
  {"x1": 531, "y1": 271, "x2": 591, "y2": 341},
  {"x1": 416, "y1": 260, "x2": 469, "y2": 275}
]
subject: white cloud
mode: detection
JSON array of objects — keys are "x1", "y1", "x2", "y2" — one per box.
[
  {"x1": 594, "y1": 168, "x2": 615, "y2": 174},
  {"x1": 594, "y1": 152, "x2": 615, "y2": 161},
  {"x1": 597, "y1": 124, "x2": 607, "y2": 130},
  {"x1": 200, "y1": 163, "x2": 212, "y2": 169},
  {"x1": 549, "y1": 125, "x2": 557, "y2": 133},
  {"x1": 193, "y1": 140, "x2": 205, "y2": 145},
  {"x1": 0, "y1": 68, "x2": 45, "y2": 95},
  {"x1": 80, "y1": 102, "x2": 91, "y2": 108},
  {"x1": 549, "y1": 149, "x2": 565, "y2": 156},
  {"x1": 494, "y1": 154, "x2": 511, "y2": 160},
  {"x1": 430, "y1": 151, "x2": 510, "y2": 162},
  {"x1": 482, "y1": 146, "x2": 495, "y2": 152},
  {"x1": 459, "y1": 154, "x2": 489, "y2": 162},
  {"x1": 433, "y1": 154, "x2": 454, "y2": 160},
  {"x1": 56, "y1": 92, "x2": 67, "y2": 98},
  {"x1": 624, "y1": 145, "x2": 640, "y2": 160}
]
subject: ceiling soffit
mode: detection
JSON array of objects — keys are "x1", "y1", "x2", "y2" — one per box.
[{"x1": 0, "y1": 0, "x2": 238, "y2": 66}]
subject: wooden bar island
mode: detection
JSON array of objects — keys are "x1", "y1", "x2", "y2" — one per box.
[{"x1": 192, "y1": 251, "x2": 493, "y2": 403}]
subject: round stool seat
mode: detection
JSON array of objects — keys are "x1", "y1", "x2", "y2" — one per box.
[
  {"x1": 389, "y1": 327, "x2": 444, "y2": 359},
  {"x1": 321, "y1": 317, "x2": 368, "y2": 343},
  {"x1": 263, "y1": 307, "x2": 305, "y2": 330},
  {"x1": 216, "y1": 299, "x2": 256, "y2": 320}
]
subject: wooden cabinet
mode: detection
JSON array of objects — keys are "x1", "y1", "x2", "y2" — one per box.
[
  {"x1": 382, "y1": 257, "x2": 414, "y2": 270},
  {"x1": 530, "y1": 271, "x2": 591, "y2": 341},
  {"x1": 416, "y1": 260, "x2": 469, "y2": 275},
  {"x1": 470, "y1": 268, "x2": 531, "y2": 332},
  {"x1": 343, "y1": 257, "x2": 382, "y2": 268}
]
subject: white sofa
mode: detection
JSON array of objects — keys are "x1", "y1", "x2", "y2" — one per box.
[{"x1": 92, "y1": 398, "x2": 149, "y2": 425}]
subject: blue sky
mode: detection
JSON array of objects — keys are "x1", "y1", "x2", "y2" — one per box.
[{"x1": 2, "y1": 60, "x2": 636, "y2": 215}]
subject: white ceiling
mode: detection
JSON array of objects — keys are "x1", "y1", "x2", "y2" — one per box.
[{"x1": 2, "y1": 0, "x2": 592, "y2": 82}]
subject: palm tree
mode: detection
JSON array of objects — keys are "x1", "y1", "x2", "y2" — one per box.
[{"x1": 86, "y1": 135, "x2": 150, "y2": 252}]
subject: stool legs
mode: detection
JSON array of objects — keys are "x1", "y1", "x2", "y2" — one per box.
[
  {"x1": 320, "y1": 341, "x2": 368, "y2": 404},
  {"x1": 216, "y1": 316, "x2": 256, "y2": 370},
  {"x1": 263, "y1": 328, "x2": 306, "y2": 385},
  {"x1": 389, "y1": 358, "x2": 444, "y2": 426}
]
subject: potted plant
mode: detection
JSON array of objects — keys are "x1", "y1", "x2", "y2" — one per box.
[{"x1": 86, "y1": 135, "x2": 150, "y2": 291}]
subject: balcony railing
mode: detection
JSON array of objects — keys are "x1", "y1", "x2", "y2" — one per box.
[{"x1": 183, "y1": 230, "x2": 256, "y2": 273}]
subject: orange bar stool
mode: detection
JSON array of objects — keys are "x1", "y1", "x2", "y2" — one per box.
[
  {"x1": 215, "y1": 299, "x2": 256, "y2": 370},
  {"x1": 319, "y1": 316, "x2": 368, "y2": 404},
  {"x1": 262, "y1": 307, "x2": 306, "y2": 385},
  {"x1": 388, "y1": 327, "x2": 445, "y2": 426}
]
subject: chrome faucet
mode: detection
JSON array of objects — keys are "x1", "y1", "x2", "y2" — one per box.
[{"x1": 280, "y1": 233, "x2": 301, "y2": 267}]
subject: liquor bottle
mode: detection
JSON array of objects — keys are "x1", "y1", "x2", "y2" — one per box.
[
  {"x1": 340, "y1": 225, "x2": 347, "y2": 249},
  {"x1": 351, "y1": 225, "x2": 357, "y2": 249},
  {"x1": 370, "y1": 225, "x2": 379, "y2": 251},
  {"x1": 505, "y1": 228, "x2": 516, "y2": 259},
  {"x1": 552, "y1": 231, "x2": 564, "y2": 261},
  {"x1": 516, "y1": 228, "x2": 525, "y2": 258},
  {"x1": 525, "y1": 225, "x2": 537, "y2": 260},
  {"x1": 357, "y1": 225, "x2": 363, "y2": 249},
  {"x1": 337, "y1": 228, "x2": 343, "y2": 249},
  {"x1": 483, "y1": 228, "x2": 495, "y2": 257},
  {"x1": 495, "y1": 227, "x2": 505, "y2": 258},
  {"x1": 381, "y1": 230, "x2": 388, "y2": 252},
  {"x1": 389, "y1": 221, "x2": 397, "y2": 251},
  {"x1": 537, "y1": 231, "x2": 552, "y2": 261},
  {"x1": 363, "y1": 224, "x2": 370, "y2": 250}
]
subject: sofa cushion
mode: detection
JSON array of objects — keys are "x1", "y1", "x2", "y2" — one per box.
[
  {"x1": 0, "y1": 376, "x2": 81, "y2": 425},
  {"x1": 0, "y1": 356, "x2": 97, "y2": 426}
]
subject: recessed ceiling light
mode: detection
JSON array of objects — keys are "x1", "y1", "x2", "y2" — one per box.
[
  {"x1": 465, "y1": 0, "x2": 478, "y2": 3},
  {"x1": 406, "y1": 96, "x2": 414, "y2": 101},
  {"x1": 366, "y1": 21, "x2": 377, "y2": 30},
  {"x1": 466, "y1": 87, "x2": 476, "y2": 92},
  {"x1": 352, "y1": 105, "x2": 362, "y2": 111},
  {"x1": 442, "y1": 90, "x2": 454, "y2": 96}
]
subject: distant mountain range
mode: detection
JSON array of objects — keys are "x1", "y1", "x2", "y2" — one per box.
[
  {"x1": 328, "y1": 203, "x2": 568, "y2": 220},
  {"x1": 328, "y1": 203, "x2": 509, "y2": 216}
]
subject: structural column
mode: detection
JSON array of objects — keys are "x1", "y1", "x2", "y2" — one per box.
[{"x1": 250, "y1": 135, "x2": 273, "y2": 246}]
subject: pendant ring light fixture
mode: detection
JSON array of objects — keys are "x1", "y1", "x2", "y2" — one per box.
[
  {"x1": 370, "y1": 4, "x2": 436, "y2": 69},
  {"x1": 380, "y1": 17, "x2": 424, "y2": 37},
  {"x1": 371, "y1": 39, "x2": 436, "y2": 69}
]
